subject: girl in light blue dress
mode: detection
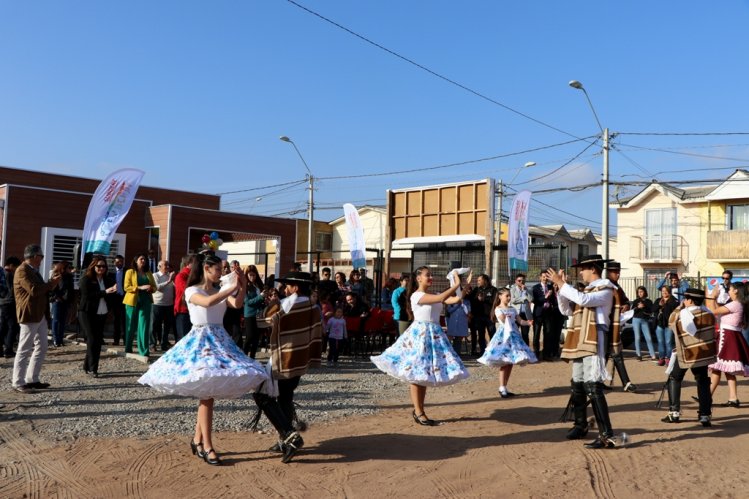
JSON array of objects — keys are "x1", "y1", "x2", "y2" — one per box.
[
  {"x1": 139, "y1": 253, "x2": 268, "y2": 466},
  {"x1": 371, "y1": 267, "x2": 471, "y2": 426},
  {"x1": 478, "y1": 288, "x2": 537, "y2": 398}
]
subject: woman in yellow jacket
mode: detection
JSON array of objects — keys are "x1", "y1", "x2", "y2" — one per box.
[{"x1": 123, "y1": 253, "x2": 157, "y2": 357}]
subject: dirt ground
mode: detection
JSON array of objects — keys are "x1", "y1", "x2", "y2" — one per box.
[{"x1": 2, "y1": 354, "x2": 749, "y2": 499}]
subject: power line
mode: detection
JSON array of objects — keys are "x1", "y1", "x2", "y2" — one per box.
[
  {"x1": 618, "y1": 132, "x2": 749, "y2": 136},
  {"x1": 316, "y1": 136, "x2": 597, "y2": 180},
  {"x1": 514, "y1": 140, "x2": 600, "y2": 186},
  {"x1": 285, "y1": 0, "x2": 583, "y2": 139},
  {"x1": 616, "y1": 142, "x2": 749, "y2": 162},
  {"x1": 216, "y1": 178, "x2": 307, "y2": 196}
]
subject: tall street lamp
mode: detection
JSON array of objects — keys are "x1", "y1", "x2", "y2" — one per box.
[
  {"x1": 569, "y1": 80, "x2": 610, "y2": 260},
  {"x1": 280, "y1": 135, "x2": 315, "y2": 273}
]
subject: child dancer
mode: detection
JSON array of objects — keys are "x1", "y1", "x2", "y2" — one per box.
[
  {"x1": 478, "y1": 288, "x2": 537, "y2": 398},
  {"x1": 371, "y1": 267, "x2": 471, "y2": 426},
  {"x1": 326, "y1": 307, "x2": 347, "y2": 366}
]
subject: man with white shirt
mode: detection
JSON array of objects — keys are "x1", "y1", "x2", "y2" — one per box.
[
  {"x1": 251, "y1": 271, "x2": 322, "y2": 464},
  {"x1": 716, "y1": 270, "x2": 733, "y2": 306},
  {"x1": 662, "y1": 288, "x2": 715, "y2": 427},
  {"x1": 151, "y1": 260, "x2": 175, "y2": 351},
  {"x1": 546, "y1": 255, "x2": 618, "y2": 449}
]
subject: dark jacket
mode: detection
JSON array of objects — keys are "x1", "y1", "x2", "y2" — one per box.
[
  {"x1": 653, "y1": 296, "x2": 679, "y2": 328},
  {"x1": 79, "y1": 273, "x2": 115, "y2": 314},
  {"x1": 631, "y1": 298, "x2": 653, "y2": 320},
  {"x1": 531, "y1": 282, "x2": 558, "y2": 318},
  {"x1": 468, "y1": 285, "x2": 497, "y2": 318}
]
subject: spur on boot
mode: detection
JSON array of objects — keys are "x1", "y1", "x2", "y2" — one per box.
[
  {"x1": 584, "y1": 436, "x2": 616, "y2": 449},
  {"x1": 281, "y1": 432, "x2": 304, "y2": 464},
  {"x1": 661, "y1": 411, "x2": 680, "y2": 423}
]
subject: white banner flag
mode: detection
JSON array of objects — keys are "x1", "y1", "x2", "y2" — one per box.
[
  {"x1": 343, "y1": 203, "x2": 366, "y2": 269},
  {"x1": 508, "y1": 190, "x2": 532, "y2": 272},
  {"x1": 82, "y1": 169, "x2": 145, "y2": 262}
]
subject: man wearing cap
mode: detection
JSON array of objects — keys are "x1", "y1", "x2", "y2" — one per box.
[
  {"x1": 546, "y1": 255, "x2": 619, "y2": 449},
  {"x1": 12, "y1": 244, "x2": 62, "y2": 393},
  {"x1": 661, "y1": 288, "x2": 715, "y2": 427},
  {"x1": 604, "y1": 261, "x2": 637, "y2": 393},
  {"x1": 251, "y1": 271, "x2": 322, "y2": 463}
]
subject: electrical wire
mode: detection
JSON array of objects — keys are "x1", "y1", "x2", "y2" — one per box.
[
  {"x1": 514, "y1": 140, "x2": 600, "y2": 186},
  {"x1": 616, "y1": 142, "x2": 749, "y2": 162},
  {"x1": 285, "y1": 0, "x2": 586, "y2": 140},
  {"x1": 216, "y1": 178, "x2": 307, "y2": 196}
]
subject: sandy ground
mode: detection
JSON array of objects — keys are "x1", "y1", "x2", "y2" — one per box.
[{"x1": 2, "y1": 352, "x2": 749, "y2": 499}]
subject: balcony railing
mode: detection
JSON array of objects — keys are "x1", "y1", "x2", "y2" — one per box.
[
  {"x1": 706, "y1": 230, "x2": 749, "y2": 260},
  {"x1": 630, "y1": 235, "x2": 687, "y2": 263}
]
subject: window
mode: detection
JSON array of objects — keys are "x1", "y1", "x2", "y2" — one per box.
[
  {"x1": 41, "y1": 227, "x2": 126, "y2": 288},
  {"x1": 727, "y1": 204, "x2": 749, "y2": 230},
  {"x1": 577, "y1": 244, "x2": 589, "y2": 262},
  {"x1": 315, "y1": 232, "x2": 332, "y2": 251},
  {"x1": 645, "y1": 208, "x2": 677, "y2": 259}
]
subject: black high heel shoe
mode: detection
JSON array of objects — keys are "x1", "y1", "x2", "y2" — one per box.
[
  {"x1": 412, "y1": 411, "x2": 436, "y2": 426},
  {"x1": 190, "y1": 439, "x2": 206, "y2": 458},
  {"x1": 202, "y1": 448, "x2": 222, "y2": 466}
]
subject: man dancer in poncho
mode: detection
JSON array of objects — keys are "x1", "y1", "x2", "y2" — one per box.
[{"x1": 546, "y1": 255, "x2": 619, "y2": 449}]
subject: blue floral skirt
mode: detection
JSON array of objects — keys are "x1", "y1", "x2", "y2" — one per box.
[
  {"x1": 478, "y1": 325, "x2": 537, "y2": 367},
  {"x1": 371, "y1": 320, "x2": 469, "y2": 387},
  {"x1": 138, "y1": 324, "x2": 268, "y2": 399}
]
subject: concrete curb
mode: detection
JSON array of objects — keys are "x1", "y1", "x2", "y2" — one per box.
[{"x1": 105, "y1": 349, "x2": 150, "y2": 364}]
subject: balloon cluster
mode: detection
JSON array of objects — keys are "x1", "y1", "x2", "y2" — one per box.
[{"x1": 201, "y1": 231, "x2": 224, "y2": 251}]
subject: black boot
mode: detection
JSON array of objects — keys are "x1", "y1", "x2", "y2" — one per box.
[
  {"x1": 584, "y1": 382, "x2": 615, "y2": 449},
  {"x1": 694, "y1": 367, "x2": 713, "y2": 421},
  {"x1": 253, "y1": 393, "x2": 304, "y2": 462},
  {"x1": 566, "y1": 381, "x2": 589, "y2": 440},
  {"x1": 661, "y1": 376, "x2": 682, "y2": 423},
  {"x1": 612, "y1": 353, "x2": 636, "y2": 391}
]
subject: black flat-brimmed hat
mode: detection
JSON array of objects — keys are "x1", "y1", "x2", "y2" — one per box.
[
  {"x1": 683, "y1": 288, "x2": 706, "y2": 299},
  {"x1": 571, "y1": 254, "x2": 612, "y2": 268},
  {"x1": 276, "y1": 271, "x2": 314, "y2": 285},
  {"x1": 605, "y1": 261, "x2": 625, "y2": 271}
]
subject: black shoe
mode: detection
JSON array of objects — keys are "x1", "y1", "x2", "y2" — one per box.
[
  {"x1": 27, "y1": 382, "x2": 50, "y2": 389},
  {"x1": 623, "y1": 382, "x2": 637, "y2": 393},
  {"x1": 12, "y1": 385, "x2": 35, "y2": 394},
  {"x1": 281, "y1": 432, "x2": 304, "y2": 464},
  {"x1": 661, "y1": 412, "x2": 680, "y2": 423},
  {"x1": 499, "y1": 391, "x2": 516, "y2": 399},
  {"x1": 412, "y1": 411, "x2": 436, "y2": 426},
  {"x1": 699, "y1": 415, "x2": 712, "y2": 427},
  {"x1": 722, "y1": 400, "x2": 741, "y2": 408},
  {"x1": 202, "y1": 448, "x2": 221, "y2": 466},
  {"x1": 268, "y1": 441, "x2": 284, "y2": 453},
  {"x1": 566, "y1": 425, "x2": 589, "y2": 440},
  {"x1": 190, "y1": 439, "x2": 206, "y2": 458},
  {"x1": 584, "y1": 436, "x2": 615, "y2": 449}
]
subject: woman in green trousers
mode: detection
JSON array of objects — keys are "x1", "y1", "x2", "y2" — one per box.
[{"x1": 123, "y1": 253, "x2": 156, "y2": 356}]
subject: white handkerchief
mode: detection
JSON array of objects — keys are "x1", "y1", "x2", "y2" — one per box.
[
  {"x1": 447, "y1": 267, "x2": 471, "y2": 299},
  {"x1": 219, "y1": 273, "x2": 237, "y2": 294},
  {"x1": 680, "y1": 307, "x2": 698, "y2": 336},
  {"x1": 620, "y1": 309, "x2": 635, "y2": 324}
]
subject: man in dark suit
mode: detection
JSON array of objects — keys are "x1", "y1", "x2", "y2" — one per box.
[
  {"x1": 108, "y1": 254, "x2": 126, "y2": 345},
  {"x1": 532, "y1": 270, "x2": 560, "y2": 361}
]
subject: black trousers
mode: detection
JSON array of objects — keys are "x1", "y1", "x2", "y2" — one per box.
[
  {"x1": 243, "y1": 315, "x2": 260, "y2": 358},
  {"x1": 152, "y1": 304, "x2": 175, "y2": 349},
  {"x1": 81, "y1": 312, "x2": 107, "y2": 373},
  {"x1": 278, "y1": 376, "x2": 301, "y2": 424},
  {"x1": 224, "y1": 308, "x2": 242, "y2": 346},
  {"x1": 669, "y1": 364, "x2": 712, "y2": 416},
  {"x1": 111, "y1": 298, "x2": 126, "y2": 344},
  {"x1": 0, "y1": 302, "x2": 19, "y2": 355},
  {"x1": 470, "y1": 316, "x2": 492, "y2": 354}
]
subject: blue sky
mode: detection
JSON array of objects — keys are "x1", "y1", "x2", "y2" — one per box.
[{"x1": 2, "y1": 1, "x2": 749, "y2": 233}]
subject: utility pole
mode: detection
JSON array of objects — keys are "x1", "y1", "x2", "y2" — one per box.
[
  {"x1": 307, "y1": 173, "x2": 315, "y2": 273},
  {"x1": 602, "y1": 127, "x2": 610, "y2": 260}
]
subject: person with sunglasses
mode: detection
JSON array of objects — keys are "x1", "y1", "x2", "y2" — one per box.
[{"x1": 79, "y1": 256, "x2": 118, "y2": 377}]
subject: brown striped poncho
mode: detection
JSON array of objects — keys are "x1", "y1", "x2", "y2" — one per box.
[{"x1": 270, "y1": 300, "x2": 323, "y2": 380}]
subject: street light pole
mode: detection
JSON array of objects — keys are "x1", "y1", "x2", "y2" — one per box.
[
  {"x1": 569, "y1": 80, "x2": 610, "y2": 260},
  {"x1": 280, "y1": 136, "x2": 315, "y2": 273}
]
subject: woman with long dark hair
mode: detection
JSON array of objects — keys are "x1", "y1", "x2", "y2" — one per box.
[
  {"x1": 707, "y1": 282, "x2": 749, "y2": 407},
  {"x1": 79, "y1": 256, "x2": 118, "y2": 376},
  {"x1": 123, "y1": 253, "x2": 156, "y2": 357},
  {"x1": 139, "y1": 252, "x2": 268, "y2": 465},
  {"x1": 243, "y1": 265, "x2": 265, "y2": 358},
  {"x1": 653, "y1": 286, "x2": 679, "y2": 366},
  {"x1": 371, "y1": 266, "x2": 471, "y2": 425},
  {"x1": 631, "y1": 286, "x2": 656, "y2": 361}
]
